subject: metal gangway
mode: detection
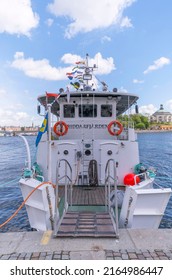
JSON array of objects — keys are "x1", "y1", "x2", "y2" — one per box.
[{"x1": 54, "y1": 158, "x2": 119, "y2": 238}]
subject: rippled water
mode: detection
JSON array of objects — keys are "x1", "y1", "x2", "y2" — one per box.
[
  {"x1": 0, "y1": 136, "x2": 36, "y2": 232},
  {"x1": 0, "y1": 132, "x2": 172, "y2": 232},
  {"x1": 137, "y1": 132, "x2": 172, "y2": 228}
]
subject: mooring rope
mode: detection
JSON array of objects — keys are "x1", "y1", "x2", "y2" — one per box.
[{"x1": 0, "y1": 181, "x2": 55, "y2": 229}]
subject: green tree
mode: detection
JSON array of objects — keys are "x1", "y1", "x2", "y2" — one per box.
[
  {"x1": 118, "y1": 114, "x2": 150, "y2": 129},
  {"x1": 135, "y1": 122, "x2": 146, "y2": 129}
]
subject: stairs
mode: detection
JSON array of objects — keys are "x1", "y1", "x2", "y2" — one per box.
[{"x1": 55, "y1": 211, "x2": 117, "y2": 237}]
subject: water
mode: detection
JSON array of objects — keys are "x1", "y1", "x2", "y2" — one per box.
[
  {"x1": 137, "y1": 132, "x2": 172, "y2": 228},
  {"x1": 0, "y1": 132, "x2": 172, "y2": 232}
]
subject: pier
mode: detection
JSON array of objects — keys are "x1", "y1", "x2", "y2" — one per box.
[{"x1": 0, "y1": 229, "x2": 172, "y2": 260}]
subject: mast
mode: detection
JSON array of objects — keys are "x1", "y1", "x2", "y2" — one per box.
[
  {"x1": 85, "y1": 53, "x2": 89, "y2": 86},
  {"x1": 47, "y1": 104, "x2": 52, "y2": 181}
]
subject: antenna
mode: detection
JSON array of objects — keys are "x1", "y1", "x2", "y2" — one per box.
[
  {"x1": 86, "y1": 53, "x2": 89, "y2": 67},
  {"x1": 83, "y1": 54, "x2": 92, "y2": 85},
  {"x1": 95, "y1": 75, "x2": 108, "y2": 91}
]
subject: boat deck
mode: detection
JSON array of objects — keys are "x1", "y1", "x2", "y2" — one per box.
[
  {"x1": 58, "y1": 185, "x2": 106, "y2": 206},
  {"x1": 57, "y1": 186, "x2": 118, "y2": 237}
]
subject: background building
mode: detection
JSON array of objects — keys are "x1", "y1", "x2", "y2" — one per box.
[{"x1": 150, "y1": 104, "x2": 172, "y2": 123}]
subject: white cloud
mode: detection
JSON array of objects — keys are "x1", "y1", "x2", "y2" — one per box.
[
  {"x1": 0, "y1": 95, "x2": 42, "y2": 126},
  {"x1": 0, "y1": 88, "x2": 7, "y2": 97},
  {"x1": 118, "y1": 86, "x2": 128, "y2": 93},
  {"x1": 45, "y1": 18, "x2": 54, "y2": 27},
  {"x1": 90, "y1": 53, "x2": 115, "y2": 75},
  {"x1": 11, "y1": 52, "x2": 115, "y2": 80},
  {"x1": 101, "y1": 36, "x2": 112, "y2": 43},
  {"x1": 14, "y1": 112, "x2": 29, "y2": 121},
  {"x1": 61, "y1": 53, "x2": 83, "y2": 64},
  {"x1": 139, "y1": 104, "x2": 157, "y2": 115},
  {"x1": 0, "y1": 0, "x2": 39, "y2": 37},
  {"x1": 47, "y1": 0, "x2": 135, "y2": 38},
  {"x1": 133, "y1": 79, "x2": 144, "y2": 84},
  {"x1": 0, "y1": 107, "x2": 30, "y2": 126},
  {"x1": 165, "y1": 99, "x2": 172, "y2": 111},
  {"x1": 120, "y1": 16, "x2": 132, "y2": 28},
  {"x1": 143, "y1": 57, "x2": 171, "y2": 74},
  {"x1": 11, "y1": 52, "x2": 70, "y2": 80}
]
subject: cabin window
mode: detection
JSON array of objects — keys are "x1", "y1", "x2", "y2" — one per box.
[
  {"x1": 63, "y1": 104, "x2": 75, "y2": 118},
  {"x1": 101, "y1": 104, "x2": 112, "y2": 117},
  {"x1": 79, "y1": 104, "x2": 97, "y2": 117}
]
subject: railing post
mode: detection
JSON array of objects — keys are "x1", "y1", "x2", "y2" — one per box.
[
  {"x1": 108, "y1": 163, "x2": 111, "y2": 212},
  {"x1": 64, "y1": 160, "x2": 69, "y2": 211},
  {"x1": 47, "y1": 104, "x2": 52, "y2": 181},
  {"x1": 54, "y1": 159, "x2": 73, "y2": 235},
  {"x1": 54, "y1": 160, "x2": 60, "y2": 236},
  {"x1": 105, "y1": 159, "x2": 119, "y2": 238},
  {"x1": 113, "y1": 161, "x2": 119, "y2": 237}
]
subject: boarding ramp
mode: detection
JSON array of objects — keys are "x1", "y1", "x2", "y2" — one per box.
[{"x1": 54, "y1": 158, "x2": 119, "y2": 238}]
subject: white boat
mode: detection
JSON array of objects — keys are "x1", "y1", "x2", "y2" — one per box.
[{"x1": 19, "y1": 55, "x2": 171, "y2": 237}]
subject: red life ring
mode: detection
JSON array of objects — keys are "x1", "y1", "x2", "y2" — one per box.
[
  {"x1": 107, "y1": 120, "x2": 123, "y2": 136},
  {"x1": 53, "y1": 121, "x2": 68, "y2": 136}
]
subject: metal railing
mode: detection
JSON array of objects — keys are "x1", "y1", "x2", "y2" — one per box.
[
  {"x1": 117, "y1": 120, "x2": 135, "y2": 141},
  {"x1": 54, "y1": 159, "x2": 73, "y2": 235},
  {"x1": 104, "y1": 159, "x2": 119, "y2": 238},
  {"x1": 133, "y1": 171, "x2": 155, "y2": 186}
]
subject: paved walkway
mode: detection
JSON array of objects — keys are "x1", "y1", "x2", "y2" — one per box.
[
  {"x1": 0, "y1": 249, "x2": 172, "y2": 260},
  {"x1": 0, "y1": 229, "x2": 172, "y2": 260}
]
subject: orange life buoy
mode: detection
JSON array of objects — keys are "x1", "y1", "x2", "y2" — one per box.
[
  {"x1": 53, "y1": 121, "x2": 68, "y2": 136},
  {"x1": 107, "y1": 120, "x2": 123, "y2": 136}
]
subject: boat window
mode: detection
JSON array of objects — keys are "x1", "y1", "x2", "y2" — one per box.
[
  {"x1": 63, "y1": 104, "x2": 75, "y2": 118},
  {"x1": 79, "y1": 104, "x2": 97, "y2": 117},
  {"x1": 101, "y1": 104, "x2": 112, "y2": 117}
]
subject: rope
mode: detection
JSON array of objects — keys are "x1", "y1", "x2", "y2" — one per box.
[{"x1": 0, "y1": 181, "x2": 55, "y2": 229}]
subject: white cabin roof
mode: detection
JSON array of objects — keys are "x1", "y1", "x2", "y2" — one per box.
[{"x1": 38, "y1": 90, "x2": 138, "y2": 116}]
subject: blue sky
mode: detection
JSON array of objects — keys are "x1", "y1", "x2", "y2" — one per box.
[{"x1": 0, "y1": 0, "x2": 172, "y2": 126}]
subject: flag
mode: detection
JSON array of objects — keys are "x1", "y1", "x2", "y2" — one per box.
[
  {"x1": 75, "y1": 61, "x2": 85, "y2": 65},
  {"x1": 70, "y1": 82, "x2": 80, "y2": 89},
  {"x1": 66, "y1": 70, "x2": 77, "y2": 75},
  {"x1": 76, "y1": 70, "x2": 83, "y2": 74},
  {"x1": 67, "y1": 75, "x2": 73, "y2": 80},
  {"x1": 72, "y1": 66, "x2": 78, "y2": 71},
  {"x1": 35, "y1": 113, "x2": 48, "y2": 147},
  {"x1": 75, "y1": 74, "x2": 83, "y2": 79}
]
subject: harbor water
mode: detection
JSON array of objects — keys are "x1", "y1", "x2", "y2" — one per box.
[{"x1": 0, "y1": 132, "x2": 172, "y2": 232}]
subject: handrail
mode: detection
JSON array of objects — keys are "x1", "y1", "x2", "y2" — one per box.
[
  {"x1": 18, "y1": 134, "x2": 31, "y2": 169},
  {"x1": 56, "y1": 158, "x2": 73, "y2": 207},
  {"x1": 104, "y1": 158, "x2": 119, "y2": 237},
  {"x1": 133, "y1": 171, "x2": 155, "y2": 185},
  {"x1": 105, "y1": 159, "x2": 117, "y2": 210},
  {"x1": 54, "y1": 159, "x2": 73, "y2": 235},
  {"x1": 134, "y1": 172, "x2": 146, "y2": 185}
]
